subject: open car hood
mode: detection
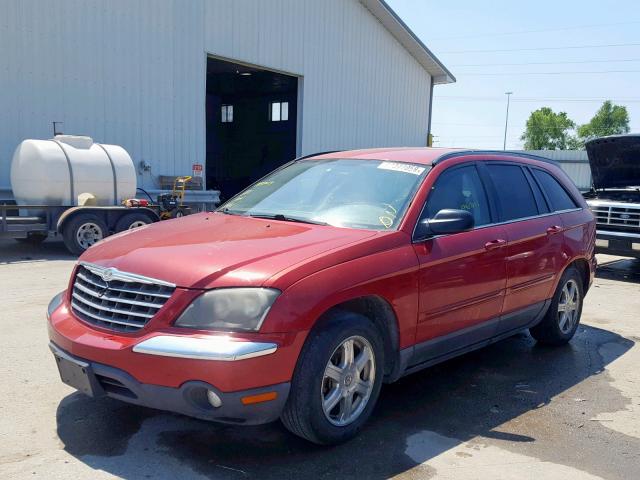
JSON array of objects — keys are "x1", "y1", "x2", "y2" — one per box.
[{"x1": 586, "y1": 134, "x2": 640, "y2": 189}]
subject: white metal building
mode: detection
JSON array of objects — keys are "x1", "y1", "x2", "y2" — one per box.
[
  {"x1": 0, "y1": 0, "x2": 454, "y2": 199},
  {"x1": 520, "y1": 150, "x2": 592, "y2": 191}
]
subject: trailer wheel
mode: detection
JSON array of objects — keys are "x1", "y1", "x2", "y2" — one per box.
[
  {"x1": 115, "y1": 212, "x2": 152, "y2": 232},
  {"x1": 63, "y1": 213, "x2": 108, "y2": 255},
  {"x1": 169, "y1": 208, "x2": 186, "y2": 219}
]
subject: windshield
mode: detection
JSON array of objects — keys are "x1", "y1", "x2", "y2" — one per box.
[{"x1": 218, "y1": 159, "x2": 430, "y2": 230}]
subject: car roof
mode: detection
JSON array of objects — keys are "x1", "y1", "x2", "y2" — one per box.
[{"x1": 309, "y1": 147, "x2": 555, "y2": 166}]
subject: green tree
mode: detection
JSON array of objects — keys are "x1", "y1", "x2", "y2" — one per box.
[
  {"x1": 521, "y1": 107, "x2": 576, "y2": 150},
  {"x1": 577, "y1": 100, "x2": 630, "y2": 142}
]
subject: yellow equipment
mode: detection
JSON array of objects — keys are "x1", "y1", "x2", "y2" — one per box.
[{"x1": 158, "y1": 176, "x2": 192, "y2": 219}]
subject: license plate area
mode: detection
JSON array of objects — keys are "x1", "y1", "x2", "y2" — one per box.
[{"x1": 53, "y1": 351, "x2": 96, "y2": 396}]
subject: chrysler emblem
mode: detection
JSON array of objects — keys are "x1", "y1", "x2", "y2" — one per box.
[{"x1": 100, "y1": 268, "x2": 115, "y2": 282}]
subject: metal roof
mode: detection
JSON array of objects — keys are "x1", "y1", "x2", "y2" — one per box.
[{"x1": 359, "y1": 0, "x2": 455, "y2": 84}]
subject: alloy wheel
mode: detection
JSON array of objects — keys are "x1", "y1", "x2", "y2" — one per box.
[
  {"x1": 557, "y1": 279, "x2": 580, "y2": 334},
  {"x1": 321, "y1": 335, "x2": 375, "y2": 426}
]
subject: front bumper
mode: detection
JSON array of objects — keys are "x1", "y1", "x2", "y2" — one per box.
[
  {"x1": 595, "y1": 229, "x2": 640, "y2": 258},
  {"x1": 46, "y1": 291, "x2": 308, "y2": 424},
  {"x1": 50, "y1": 341, "x2": 290, "y2": 425},
  {"x1": 47, "y1": 294, "x2": 307, "y2": 392}
]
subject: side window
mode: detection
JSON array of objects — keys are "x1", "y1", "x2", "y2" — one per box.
[
  {"x1": 486, "y1": 164, "x2": 539, "y2": 221},
  {"x1": 424, "y1": 165, "x2": 491, "y2": 227},
  {"x1": 532, "y1": 169, "x2": 579, "y2": 211},
  {"x1": 523, "y1": 168, "x2": 550, "y2": 214}
]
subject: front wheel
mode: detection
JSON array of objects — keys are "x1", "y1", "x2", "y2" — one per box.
[
  {"x1": 281, "y1": 312, "x2": 384, "y2": 445},
  {"x1": 529, "y1": 267, "x2": 583, "y2": 345}
]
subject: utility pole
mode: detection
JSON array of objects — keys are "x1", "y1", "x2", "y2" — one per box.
[{"x1": 503, "y1": 92, "x2": 513, "y2": 150}]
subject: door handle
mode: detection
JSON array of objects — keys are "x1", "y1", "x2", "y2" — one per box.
[
  {"x1": 484, "y1": 239, "x2": 507, "y2": 251},
  {"x1": 546, "y1": 225, "x2": 563, "y2": 235}
]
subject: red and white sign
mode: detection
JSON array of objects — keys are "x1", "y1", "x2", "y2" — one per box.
[{"x1": 192, "y1": 163, "x2": 203, "y2": 177}]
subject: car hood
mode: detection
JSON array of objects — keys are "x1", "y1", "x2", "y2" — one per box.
[
  {"x1": 80, "y1": 212, "x2": 378, "y2": 289},
  {"x1": 586, "y1": 134, "x2": 640, "y2": 189}
]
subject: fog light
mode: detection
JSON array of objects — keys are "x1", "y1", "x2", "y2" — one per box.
[
  {"x1": 595, "y1": 239, "x2": 609, "y2": 248},
  {"x1": 207, "y1": 389, "x2": 222, "y2": 408}
]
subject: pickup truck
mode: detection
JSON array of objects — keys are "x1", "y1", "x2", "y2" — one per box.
[{"x1": 584, "y1": 134, "x2": 640, "y2": 258}]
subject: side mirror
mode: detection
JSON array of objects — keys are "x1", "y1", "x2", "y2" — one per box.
[{"x1": 415, "y1": 209, "x2": 475, "y2": 239}]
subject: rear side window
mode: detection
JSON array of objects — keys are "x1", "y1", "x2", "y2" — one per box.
[
  {"x1": 523, "y1": 168, "x2": 550, "y2": 214},
  {"x1": 424, "y1": 165, "x2": 491, "y2": 227},
  {"x1": 532, "y1": 169, "x2": 578, "y2": 211},
  {"x1": 486, "y1": 164, "x2": 539, "y2": 221}
]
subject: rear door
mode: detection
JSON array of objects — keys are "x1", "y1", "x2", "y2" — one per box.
[
  {"x1": 481, "y1": 162, "x2": 565, "y2": 333},
  {"x1": 530, "y1": 166, "x2": 590, "y2": 273},
  {"x1": 412, "y1": 163, "x2": 508, "y2": 360}
]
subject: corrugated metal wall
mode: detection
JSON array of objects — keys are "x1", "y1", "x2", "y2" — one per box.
[
  {"x1": 519, "y1": 150, "x2": 592, "y2": 191},
  {"x1": 0, "y1": 0, "x2": 432, "y2": 192}
]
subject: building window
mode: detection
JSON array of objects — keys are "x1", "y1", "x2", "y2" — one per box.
[
  {"x1": 221, "y1": 104, "x2": 233, "y2": 123},
  {"x1": 270, "y1": 101, "x2": 289, "y2": 121}
]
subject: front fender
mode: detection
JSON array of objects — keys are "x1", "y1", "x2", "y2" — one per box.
[{"x1": 261, "y1": 242, "x2": 420, "y2": 350}]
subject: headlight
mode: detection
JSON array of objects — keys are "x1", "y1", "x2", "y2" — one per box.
[{"x1": 174, "y1": 288, "x2": 280, "y2": 332}]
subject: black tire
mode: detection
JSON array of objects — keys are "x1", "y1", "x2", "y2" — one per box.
[
  {"x1": 281, "y1": 311, "x2": 384, "y2": 445},
  {"x1": 15, "y1": 233, "x2": 47, "y2": 245},
  {"x1": 170, "y1": 208, "x2": 186, "y2": 219},
  {"x1": 115, "y1": 212, "x2": 152, "y2": 232},
  {"x1": 62, "y1": 213, "x2": 108, "y2": 256},
  {"x1": 529, "y1": 266, "x2": 583, "y2": 346}
]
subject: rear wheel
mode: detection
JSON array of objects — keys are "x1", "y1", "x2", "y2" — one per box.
[
  {"x1": 115, "y1": 212, "x2": 152, "y2": 232},
  {"x1": 530, "y1": 267, "x2": 583, "y2": 345},
  {"x1": 281, "y1": 312, "x2": 384, "y2": 445},
  {"x1": 63, "y1": 214, "x2": 108, "y2": 255}
]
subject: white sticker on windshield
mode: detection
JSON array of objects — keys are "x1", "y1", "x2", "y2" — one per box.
[{"x1": 377, "y1": 162, "x2": 426, "y2": 175}]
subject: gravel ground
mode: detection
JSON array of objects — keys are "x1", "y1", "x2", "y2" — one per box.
[{"x1": 1, "y1": 239, "x2": 639, "y2": 479}]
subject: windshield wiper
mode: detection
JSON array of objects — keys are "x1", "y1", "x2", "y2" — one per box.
[
  {"x1": 218, "y1": 207, "x2": 243, "y2": 215},
  {"x1": 248, "y1": 213, "x2": 328, "y2": 226}
]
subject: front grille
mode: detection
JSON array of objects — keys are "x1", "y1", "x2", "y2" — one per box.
[
  {"x1": 71, "y1": 264, "x2": 175, "y2": 332},
  {"x1": 590, "y1": 204, "x2": 640, "y2": 230}
]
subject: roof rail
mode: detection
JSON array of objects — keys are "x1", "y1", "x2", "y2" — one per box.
[
  {"x1": 432, "y1": 150, "x2": 561, "y2": 167},
  {"x1": 294, "y1": 150, "x2": 342, "y2": 161}
]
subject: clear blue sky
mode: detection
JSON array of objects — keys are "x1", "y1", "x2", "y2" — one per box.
[{"x1": 386, "y1": 0, "x2": 640, "y2": 149}]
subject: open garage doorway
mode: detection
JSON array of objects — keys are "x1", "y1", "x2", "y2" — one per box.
[{"x1": 205, "y1": 56, "x2": 299, "y2": 200}]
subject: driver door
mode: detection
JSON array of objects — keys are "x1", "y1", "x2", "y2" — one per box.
[{"x1": 411, "y1": 163, "x2": 508, "y2": 361}]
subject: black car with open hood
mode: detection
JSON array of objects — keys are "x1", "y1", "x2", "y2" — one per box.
[{"x1": 586, "y1": 134, "x2": 640, "y2": 190}]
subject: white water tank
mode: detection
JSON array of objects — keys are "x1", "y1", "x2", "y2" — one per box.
[{"x1": 10, "y1": 135, "x2": 137, "y2": 207}]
